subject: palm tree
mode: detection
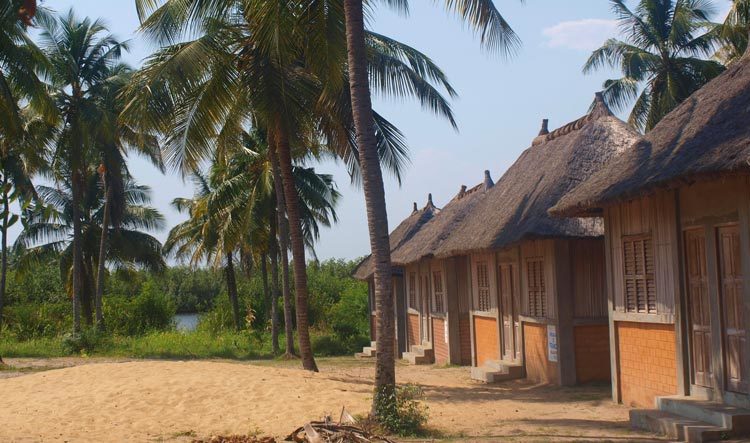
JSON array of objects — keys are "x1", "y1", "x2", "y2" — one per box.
[
  {"x1": 340, "y1": 0, "x2": 519, "y2": 413},
  {"x1": 15, "y1": 173, "x2": 166, "y2": 308},
  {"x1": 584, "y1": 0, "x2": 725, "y2": 132},
  {"x1": 716, "y1": 0, "x2": 750, "y2": 63},
  {"x1": 38, "y1": 10, "x2": 129, "y2": 331},
  {"x1": 91, "y1": 63, "x2": 163, "y2": 331},
  {"x1": 128, "y1": 0, "x2": 455, "y2": 372}
]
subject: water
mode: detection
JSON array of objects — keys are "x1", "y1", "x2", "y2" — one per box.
[{"x1": 173, "y1": 313, "x2": 200, "y2": 332}]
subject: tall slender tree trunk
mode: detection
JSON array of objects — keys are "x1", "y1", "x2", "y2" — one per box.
[
  {"x1": 94, "y1": 170, "x2": 110, "y2": 331},
  {"x1": 261, "y1": 253, "x2": 270, "y2": 307},
  {"x1": 0, "y1": 176, "x2": 9, "y2": 332},
  {"x1": 268, "y1": 135, "x2": 297, "y2": 358},
  {"x1": 268, "y1": 220, "x2": 280, "y2": 355},
  {"x1": 71, "y1": 170, "x2": 83, "y2": 333},
  {"x1": 225, "y1": 252, "x2": 242, "y2": 331},
  {"x1": 343, "y1": 0, "x2": 396, "y2": 411},
  {"x1": 274, "y1": 121, "x2": 318, "y2": 372}
]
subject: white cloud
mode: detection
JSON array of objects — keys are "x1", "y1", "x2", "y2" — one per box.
[{"x1": 542, "y1": 19, "x2": 619, "y2": 52}]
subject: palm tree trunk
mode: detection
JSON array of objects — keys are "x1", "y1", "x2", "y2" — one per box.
[
  {"x1": 268, "y1": 135, "x2": 296, "y2": 358},
  {"x1": 268, "y1": 219, "x2": 280, "y2": 355},
  {"x1": 343, "y1": 0, "x2": 396, "y2": 411},
  {"x1": 0, "y1": 176, "x2": 9, "y2": 332},
  {"x1": 274, "y1": 120, "x2": 318, "y2": 372},
  {"x1": 261, "y1": 253, "x2": 270, "y2": 307},
  {"x1": 225, "y1": 252, "x2": 242, "y2": 331},
  {"x1": 94, "y1": 171, "x2": 111, "y2": 331},
  {"x1": 71, "y1": 170, "x2": 83, "y2": 333}
]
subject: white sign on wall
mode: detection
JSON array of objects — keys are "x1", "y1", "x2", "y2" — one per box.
[{"x1": 547, "y1": 325, "x2": 558, "y2": 362}]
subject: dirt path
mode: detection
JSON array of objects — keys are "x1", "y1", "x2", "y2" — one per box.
[{"x1": 0, "y1": 357, "x2": 661, "y2": 442}]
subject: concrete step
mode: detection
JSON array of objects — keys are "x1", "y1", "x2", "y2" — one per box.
[
  {"x1": 354, "y1": 342, "x2": 377, "y2": 358},
  {"x1": 657, "y1": 396, "x2": 750, "y2": 433},
  {"x1": 402, "y1": 342, "x2": 434, "y2": 365},
  {"x1": 470, "y1": 360, "x2": 524, "y2": 383},
  {"x1": 630, "y1": 409, "x2": 730, "y2": 442}
]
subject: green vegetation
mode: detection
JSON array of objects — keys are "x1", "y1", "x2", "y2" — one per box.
[
  {"x1": 0, "y1": 257, "x2": 369, "y2": 358},
  {"x1": 372, "y1": 384, "x2": 430, "y2": 437}
]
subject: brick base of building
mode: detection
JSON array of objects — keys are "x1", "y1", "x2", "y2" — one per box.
[
  {"x1": 524, "y1": 322, "x2": 558, "y2": 384},
  {"x1": 574, "y1": 324, "x2": 611, "y2": 384},
  {"x1": 407, "y1": 313, "x2": 420, "y2": 350},
  {"x1": 617, "y1": 321, "x2": 677, "y2": 408},
  {"x1": 473, "y1": 315, "x2": 499, "y2": 367},
  {"x1": 459, "y1": 313, "x2": 472, "y2": 365},
  {"x1": 432, "y1": 317, "x2": 449, "y2": 365}
]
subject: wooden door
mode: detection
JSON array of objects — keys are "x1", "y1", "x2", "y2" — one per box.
[
  {"x1": 717, "y1": 225, "x2": 748, "y2": 394},
  {"x1": 420, "y1": 274, "x2": 430, "y2": 344},
  {"x1": 498, "y1": 263, "x2": 516, "y2": 361},
  {"x1": 685, "y1": 229, "x2": 713, "y2": 388}
]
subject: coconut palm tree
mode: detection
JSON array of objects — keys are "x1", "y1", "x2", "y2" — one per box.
[
  {"x1": 15, "y1": 173, "x2": 166, "y2": 311},
  {"x1": 716, "y1": 0, "x2": 750, "y2": 63},
  {"x1": 37, "y1": 10, "x2": 130, "y2": 331},
  {"x1": 584, "y1": 0, "x2": 725, "y2": 132},
  {"x1": 90, "y1": 63, "x2": 163, "y2": 331},
  {"x1": 128, "y1": 0, "x2": 455, "y2": 372},
  {"x1": 340, "y1": 0, "x2": 519, "y2": 413}
]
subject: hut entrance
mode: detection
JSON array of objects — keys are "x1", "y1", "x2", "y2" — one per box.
[
  {"x1": 498, "y1": 263, "x2": 519, "y2": 361},
  {"x1": 684, "y1": 225, "x2": 748, "y2": 398}
]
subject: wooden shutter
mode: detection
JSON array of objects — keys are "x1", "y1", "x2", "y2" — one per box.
[
  {"x1": 526, "y1": 258, "x2": 545, "y2": 317},
  {"x1": 408, "y1": 272, "x2": 417, "y2": 309},
  {"x1": 432, "y1": 270, "x2": 445, "y2": 312},
  {"x1": 476, "y1": 262, "x2": 491, "y2": 311},
  {"x1": 718, "y1": 225, "x2": 747, "y2": 393},
  {"x1": 622, "y1": 235, "x2": 656, "y2": 314}
]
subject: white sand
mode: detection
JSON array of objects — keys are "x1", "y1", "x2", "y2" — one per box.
[{"x1": 0, "y1": 359, "x2": 655, "y2": 442}]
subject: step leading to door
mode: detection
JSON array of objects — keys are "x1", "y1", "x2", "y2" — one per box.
[
  {"x1": 630, "y1": 409, "x2": 730, "y2": 442},
  {"x1": 470, "y1": 360, "x2": 524, "y2": 383},
  {"x1": 354, "y1": 341, "x2": 378, "y2": 358},
  {"x1": 402, "y1": 342, "x2": 434, "y2": 365},
  {"x1": 657, "y1": 396, "x2": 750, "y2": 433}
]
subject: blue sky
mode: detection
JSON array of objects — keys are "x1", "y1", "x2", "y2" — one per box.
[{"x1": 30, "y1": 0, "x2": 732, "y2": 261}]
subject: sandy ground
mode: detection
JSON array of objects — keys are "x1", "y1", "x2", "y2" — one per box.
[{"x1": 0, "y1": 357, "x2": 661, "y2": 442}]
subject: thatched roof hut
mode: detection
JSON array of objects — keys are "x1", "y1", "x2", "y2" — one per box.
[
  {"x1": 432, "y1": 93, "x2": 641, "y2": 257},
  {"x1": 551, "y1": 50, "x2": 750, "y2": 218},
  {"x1": 390, "y1": 172, "x2": 495, "y2": 265},
  {"x1": 352, "y1": 198, "x2": 438, "y2": 280}
]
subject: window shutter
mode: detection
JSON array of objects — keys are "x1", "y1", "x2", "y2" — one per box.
[
  {"x1": 409, "y1": 273, "x2": 417, "y2": 309},
  {"x1": 526, "y1": 258, "x2": 545, "y2": 317},
  {"x1": 476, "y1": 262, "x2": 491, "y2": 311},
  {"x1": 432, "y1": 270, "x2": 444, "y2": 312},
  {"x1": 622, "y1": 236, "x2": 656, "y2": 314}
]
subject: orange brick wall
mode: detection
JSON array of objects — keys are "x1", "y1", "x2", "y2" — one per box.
[
  {"x1": 407, "y1": 314, "x2": 420, "y2": 350},
  {"x1": 524, "y1": 323, "x2": 559, "y2": 384},
  {"x1": 474, "y1": 316, "x2": 499, "y2": 367},
  {"x1": 459, "y1": 313, "x2": 472, "y2": 365},
  {"x1": 370, "y1": 315, "x2": 376, "y2": 341},
  {"x1": 617, "y1": 322, "x2": 678, "y2": 408},
  {"x1": 574, "y1": 325, "x2": 611, "y2": 384},
  {"x1": 432, "y1": 317, "x2": 449, "y2": 365}
]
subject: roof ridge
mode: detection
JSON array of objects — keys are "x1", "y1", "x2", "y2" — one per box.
[{"x1": 532, "y1": 92, "x2": 613, "y2": 147}]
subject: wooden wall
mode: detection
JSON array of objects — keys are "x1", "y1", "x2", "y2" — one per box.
[
  {"x1": 570, "y1": 239, "x2": 608, "y2": 319},
  {"x1": 606, "y1": 191, "x2": 679, "y2": 319}
]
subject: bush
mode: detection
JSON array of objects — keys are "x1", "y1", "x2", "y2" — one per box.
[
  {"x1": 5, "y1": 302, "x2": 70, "y2": 340},
  {"x1": 62, "y1": 328, "x2": 109, "y2": 354},
  {"x1": 312, "y1": 332, "x2": 369, "y2": 356},
  {"x1": 104, "y1": 282, "x2": 175, "y2": 336},
  {"x1": 373, "y1": 384, "x2": 429, "y2": 436}
]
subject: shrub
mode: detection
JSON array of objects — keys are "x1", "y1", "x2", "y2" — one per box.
[
  {"x1": 373, "y1": 384, "x2": 429, "y2": 436},
  {"x1": 312, "y1": 332, "x2": 369, "y2": 356},
  {"x1": 104, "y1": 282, "x2": 175, "y2": 336},
  {"x1": 5, "y1": 302, "x2": 69, "y2": 340},
  {"x1": 62, "y1": 328, "x2": 109, "y2": 354}
]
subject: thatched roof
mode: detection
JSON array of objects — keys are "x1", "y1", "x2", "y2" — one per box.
[
  {"x1": 551, "y1": 50, "x2": 750, "y2": 217},
  {"x1": 390, "y1": 172, "x2": 495, "y2": 265},
  {"x1": 430, "y1": 94, "x2": 641, "y2": 257},
  {"x1": 352, "y1": 198, "x2": 438, "y2": 280}
]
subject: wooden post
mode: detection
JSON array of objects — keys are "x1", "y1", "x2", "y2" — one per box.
[
  {"x1": 672, "y1": 189, "x2": 690, "y2": 397},
  {"x1": 554, "y1": 239, "x2": 577, "y2": 386},
  {"x1": 603, "y1": 208, "x2": 621, "y2": 402}
]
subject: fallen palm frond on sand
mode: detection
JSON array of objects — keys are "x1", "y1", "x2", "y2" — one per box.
[{"x1": 193, "y1": 408, "x2": 396, "y2": 443}]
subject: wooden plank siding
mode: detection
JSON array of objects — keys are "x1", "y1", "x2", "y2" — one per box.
[{"x1": 571, "y1": 239, "x2": 608, "y2": 319}]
